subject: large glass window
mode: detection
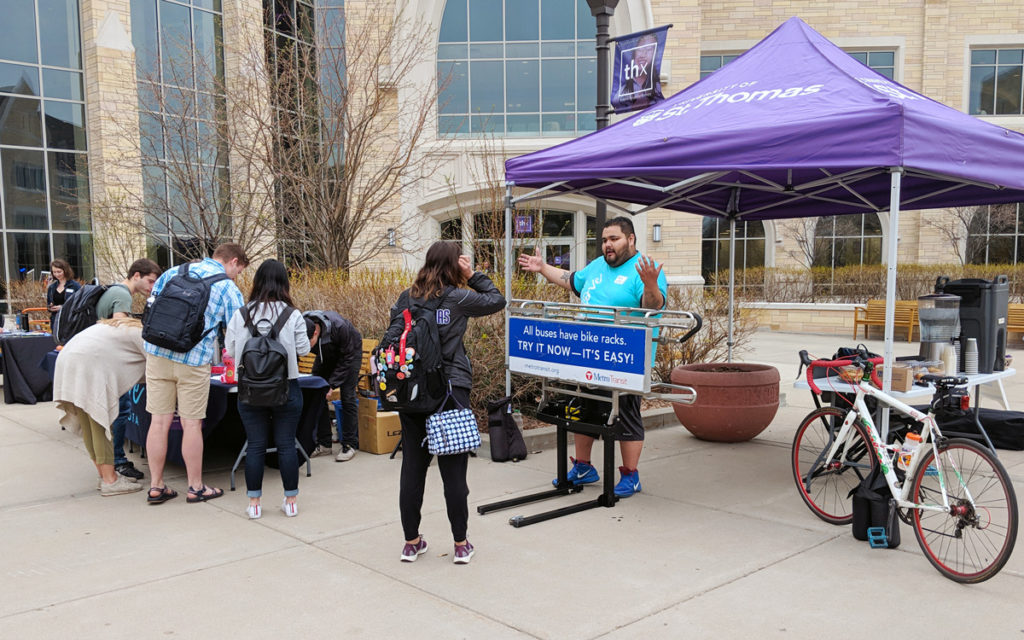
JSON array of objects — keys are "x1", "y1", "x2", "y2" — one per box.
[
  {"x1": 0, "y1": 0, "x2": 90, "y2": 311},
  {"x1": 701, "y1": 218, "x2": 766, "y2": 292},
  {"x1": 812, "y1": 213, "x2": 883, "y2": 268},
  {"x1": 437, "y1": 0, "x2": 596, "y2": 137},
  {"x1": 967, "y1": 203, "x2": 1023, "y2": 264},
  {"x1": 131, "y1": 0, "x2": 229, "y2": 266},
  {"x1": 969, "y1": 48, "x2": 1024, "y2": 116}
]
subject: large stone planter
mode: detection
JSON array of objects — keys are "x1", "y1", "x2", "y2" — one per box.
[{"x1": 670, "y1": 363, "x2": 781, "y2": 442}]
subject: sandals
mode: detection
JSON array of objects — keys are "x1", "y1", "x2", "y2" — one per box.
[
  {"x1": 186, "y1": 485, "x2": 225, "y2": 503},
  {"x1": 147, "y1": 485, "x2": 178, "y2": 505}
]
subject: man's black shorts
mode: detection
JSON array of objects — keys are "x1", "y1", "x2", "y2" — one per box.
[{"x1": 582, "y1": 391, "x2": 643, "y2": 441}]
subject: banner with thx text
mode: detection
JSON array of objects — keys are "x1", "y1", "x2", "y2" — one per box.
[{"x1": 611, "y1": 26, "x2": 670, "y2": 114}]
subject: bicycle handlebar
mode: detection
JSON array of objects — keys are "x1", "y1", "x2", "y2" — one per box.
[{"x1": 805, "y1": 355, "x2": 885, "y2": 395}]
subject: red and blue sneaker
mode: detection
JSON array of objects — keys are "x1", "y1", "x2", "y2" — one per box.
[{"x1": 552, "y1": 457, "x2": 599, "y2": 486}]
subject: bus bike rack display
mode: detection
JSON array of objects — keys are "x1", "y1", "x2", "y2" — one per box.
[{"x1": 477, "y1": 300, "x2": 702, "y2": 527}]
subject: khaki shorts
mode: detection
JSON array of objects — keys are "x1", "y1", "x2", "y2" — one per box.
[{"x1": 145, "y1": 355, "x2": 211, "y2": 420}]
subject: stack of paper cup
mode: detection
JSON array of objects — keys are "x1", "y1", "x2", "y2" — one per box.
[{"x1": 964, "y1": 337, "x2": 979, "y2": 375}]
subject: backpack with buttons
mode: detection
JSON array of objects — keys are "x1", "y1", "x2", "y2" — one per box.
[{"x1": 372, "y1": 290, "x2": 449, "y2": 414}]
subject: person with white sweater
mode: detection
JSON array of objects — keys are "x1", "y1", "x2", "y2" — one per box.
[
  {"x1": 225, "y1": 259, "x2": 310, "y2": 519},
  {"x1": 53, "y1": 318, "x2": 147, "y2": 496}
]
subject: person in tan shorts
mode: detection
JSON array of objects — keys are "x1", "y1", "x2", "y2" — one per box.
[{"x1": 142, "y1": 243, "x2": 248, "y2": 504}]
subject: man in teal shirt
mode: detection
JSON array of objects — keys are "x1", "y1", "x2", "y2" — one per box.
[{"x1": 518, "y1": 216, "x2": 667, "y2": 497}]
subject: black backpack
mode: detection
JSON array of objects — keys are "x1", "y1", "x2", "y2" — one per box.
[
  {"x1": 487, "y1": 396, "x2": 528, "y2": 462},
  {"x1": 53, "y1": 284, "x2": 109, "y2": 345},
  {"x1": 237, "y1": 304, "x2": 296, "y2": 407},
  {"x1": 850, "y1": 464, "x2": 901, "y2": 549},
  {"x1": 372, "y1": 290, "x2": 449, "y2": 414},
  {"x1": 142, "y1": 263, "x2": 228, "y2": 352}
]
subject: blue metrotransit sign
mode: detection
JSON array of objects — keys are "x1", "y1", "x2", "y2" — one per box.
[{"x1": 507, "y1": 317, "x2": 651, "y2": 392}]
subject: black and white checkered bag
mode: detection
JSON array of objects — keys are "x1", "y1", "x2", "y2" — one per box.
[{"x1": 424, "y1": 391, "x2": 481, "y2": 455}]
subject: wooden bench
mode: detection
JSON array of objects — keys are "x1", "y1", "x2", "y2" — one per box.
[
  {"x1": 1008, "y1": 303, "x2": 1024, "y2": 339},
  {"x1": 852, "y1": 299, "x2": 918, "y2": 342}
]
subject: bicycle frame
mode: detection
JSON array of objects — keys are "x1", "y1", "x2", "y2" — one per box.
[{"x1": 818, "y1": 380, "x2": 963, "y2": 515}]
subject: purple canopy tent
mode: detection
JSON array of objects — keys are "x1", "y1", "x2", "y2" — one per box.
[{"x1": 502, "y1": 17, "x2": 1024, "y2": 418}]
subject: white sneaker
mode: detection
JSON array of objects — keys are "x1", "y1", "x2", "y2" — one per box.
[
  {"x1": 335, "y1": 445, "x2": 356, "y2": 462},
  {"x1": 247, "y1": 503, "x2": 262, "y2": 519},
  {"x1": 100, "y1": 475, "x2": 143, "y2": 497},
  {"x1": 281, "y1": 499, "x2": 298, "y2": 517},
  {"x1": 309, "y1": 445, "x2": 333, "y2": 458}
]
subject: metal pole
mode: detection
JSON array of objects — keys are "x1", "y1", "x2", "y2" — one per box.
[
  {"x1": 881, "y1": 168, "x2": 903, "y2": 439},
  {"x1": 505, "y1": 184, "x2": 513, "y2": 397},
  {"x1": 588, "y1": 0, "x2": 619, "y2": 231},
  {"x1": 728, "y1": 216, "x2": 736, "y2": 362}
]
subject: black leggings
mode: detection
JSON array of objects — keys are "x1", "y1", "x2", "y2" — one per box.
[{"x1": 398, "y1": 387, "x2": 471, "y2": 542}]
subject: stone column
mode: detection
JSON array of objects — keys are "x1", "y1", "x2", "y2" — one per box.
[{"x1": 81, "y1": 0, "x2": 145, "y2": 281}]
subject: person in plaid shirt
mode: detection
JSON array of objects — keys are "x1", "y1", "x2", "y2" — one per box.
[{"x1": 143, "y1": 243, "x2": 248, "y2": 505}]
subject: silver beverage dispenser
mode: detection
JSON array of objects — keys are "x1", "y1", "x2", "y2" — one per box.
[{"x1": 917, "y1": 293, "x2": 960, "y2": 361}]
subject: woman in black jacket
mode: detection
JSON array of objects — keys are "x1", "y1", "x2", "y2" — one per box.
[
  {"x1": 46, "y1": 259, "x2": 82, "y2": 326},
  {"x1": 394, "y1": 241, "x2": 505, "y2": 565}
]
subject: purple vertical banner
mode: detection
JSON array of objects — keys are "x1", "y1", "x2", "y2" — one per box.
[{"x1": 610, "y1": 25, "x2": 670, "y2": 114}]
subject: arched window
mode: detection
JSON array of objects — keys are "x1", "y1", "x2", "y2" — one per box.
[
  {"x1": 701, "y1": 218, "x2": 766, "y2": 291},
  {"x1": 436, "y1": 0, "x2": 596, "y2": 137},
  {"x1": 967, "y1": 204, "x2": 1022, "y2": 264},
  {"x1": 812, "y1": 213, "x2": 882, "y2": 268}
]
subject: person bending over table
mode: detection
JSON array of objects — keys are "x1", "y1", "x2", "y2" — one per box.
[
  {"x1": 518, "y1": 216, "x2": 667, "y2": 498},
  {"x1": 225, "y1": 259, "x2": 310, "y2": 519},
  {"x1": 53, "y1": 318, "x2": 147, "y2": 496},
  {"x1": 143, "y1": 243, "x2": 248, "y2": 505},
  {"x1": 302, "y1": 310, "x2": 362, "y2": 461}
]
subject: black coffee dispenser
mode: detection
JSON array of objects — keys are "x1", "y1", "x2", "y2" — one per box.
[{"x1": 935, "y1": 275, "x2": 1008, "y2": 373}]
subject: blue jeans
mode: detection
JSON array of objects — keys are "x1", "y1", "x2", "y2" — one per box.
[
  {"x1": 110, "y1": 393, "x2": 131, "y2": 466},
  {"x1": 237, "y1": 380, "x2": 303, "y2": 498}
]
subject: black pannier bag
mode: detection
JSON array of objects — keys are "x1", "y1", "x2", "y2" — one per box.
[
  {"x1": 237, "y1": 305, "x2": 295, "y2": 407},
  {"x1": 850, "y1": 464, "x2": 901, "y2": 548},
  {"x1": 373, "y1": 292, "x2": 448, "y2": 414},
  {"x1": 142, "y1": 263, "x2": 228, "y2": 352},
  {"x1": 487, "y1": 396, "x2": 527, "y2": 462},
  {"x1": 53, "y1": 284, "x2": 108, "y2": 345}
]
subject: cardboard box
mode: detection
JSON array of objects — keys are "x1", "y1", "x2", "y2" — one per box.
[
  {"x1": 359, "y1": 338, "x2": 377, "y2": 392},
  {"x1": 358, "y1": 397, "x2": 402, "y2": 454},
  {"x1": 889, "y1": 364, "x2": 913, "y2": 392}
]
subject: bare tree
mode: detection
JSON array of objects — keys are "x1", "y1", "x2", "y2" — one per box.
[
  {"x1": 781, "y1": 217, "x2": 820, "y2": 268},
  {"x1": 921, "y1": 206, "x2": 979, "y2": 265},
  {"x1": 267, "y1": 0, "x2": 447, "y2": 270}
]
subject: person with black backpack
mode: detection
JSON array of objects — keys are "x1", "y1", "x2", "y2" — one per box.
[
  {"x1": 392, "y1": 241, "x2": 505, "y2": 565},
  {"x1": 142, "y1": 243, "x2": 248, "y2": 505},
  {"x1": 225, "y1": 259, "x2": 310, "y2": 519}
]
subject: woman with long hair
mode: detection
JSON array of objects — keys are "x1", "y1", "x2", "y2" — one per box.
[
  {"x1": 393, "y1": 241, "x2": 505, "y2": 564},
  {"x1": 225, "y1": 259, "x2": 310, "y2": 519},
  {"x1": 46, "y1": 259, "x2": 81, "y2": 326}
]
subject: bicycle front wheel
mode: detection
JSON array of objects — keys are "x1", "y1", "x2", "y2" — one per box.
[
  {"x1": 910, "y1": 438, "x2": 1018, "y2": 583},
  {"x1": 792, "y1": 406, "x2": 876, "y2": 524}
]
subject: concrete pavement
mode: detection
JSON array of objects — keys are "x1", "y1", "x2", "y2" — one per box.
[{"x1": 1, "y1": 330, "x2": 1022, "y2": 638}]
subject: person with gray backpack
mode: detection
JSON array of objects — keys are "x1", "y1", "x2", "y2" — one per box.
[{"x1": 225, "y1": 259, "x2": 310, "y2": 519}]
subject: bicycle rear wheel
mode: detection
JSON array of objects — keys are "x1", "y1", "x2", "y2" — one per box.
[
  {"x1": 792, "y1": 406, "x2": 876, "y2": 524},
  {"x1": 910, "y1": 438, "x2": 1018, "y2": 583}
]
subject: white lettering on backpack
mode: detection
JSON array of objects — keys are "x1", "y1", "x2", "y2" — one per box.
[{"x1": 436, "y1": 308, "x2": 451, "y2": 325}]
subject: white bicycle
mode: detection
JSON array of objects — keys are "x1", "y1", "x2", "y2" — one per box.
[{"x1": 792, "y1": 350, "x2": 1018, "y2": 583}]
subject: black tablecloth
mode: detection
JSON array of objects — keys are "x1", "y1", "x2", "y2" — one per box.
[
  {"x1": 124, "y1": 376, "x2": 329, "y2": 466},
  {"x1": 0, "y1": 334, "x2": 56, "y2": 404}
]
